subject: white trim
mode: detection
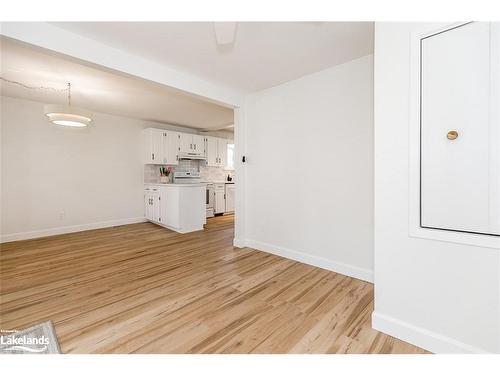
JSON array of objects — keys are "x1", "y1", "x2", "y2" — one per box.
[
  {"x1": 408, "y1": 22, "x2": 500, "y2": 249},
  {"x1": 244, "y1": 239, "x2": 373, "y2": 283},
  {"x1": 0, "y1": 217, "x2": 147, "y2": 243},
  {"x1": 233, "y1": 238, "x2": 246, "y2": 248},
  {"x1": 372, "y1": 311, "x2": 492, "y2": 354}
]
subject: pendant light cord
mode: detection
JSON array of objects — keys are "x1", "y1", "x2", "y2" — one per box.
[{"x1": 67, "y1": 82, "x2": 71, "y2": 106}]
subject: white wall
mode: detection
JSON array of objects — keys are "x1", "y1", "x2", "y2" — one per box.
[
  {"x1": 241, "y1": 55, "x2": 374, "y2": 282},
  {"x1": 0, "y1": 96, "x2": 196, "y2": 242},
  {"x1": 373, "y1": 23, "x2": 500, "y2": 353}
]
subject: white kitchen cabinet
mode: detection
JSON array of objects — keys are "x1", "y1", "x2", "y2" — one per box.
[
  {"x1": 205, "y1": 137, "x2": 219, "y2": 166},
  {"x1": 225, "y1": 183, "x2": 235, "y2": 213},
  {"x1": 143, "y1": 128, "x2": 180, "y2": 165},
  {"x1": 144, "y1": 186, "x2": 161, "y2": 223},
  {"x1": 145, "y1": 184, "x2": 205, "y2": 233},
  {"x1": 193, "y1": 135, "x2": 205, "y2": 155},
  {"x1": 214, "y1": 183, "x2": 226, "y2": 214},
  {"x1": 420, "y1": 22, "x2": 499, "y2": 236},
  {"x1": 179, "y1": 133, "x2": 192, "y2": 154},
  {"x1": 205, "y1": 136, "x2": 228, "y2": 167},
  {"x1": 163, "y1": 130, "x2": 180, "y2": 165},
  {"x1": 218, "y1": 138, "x2": 228, "y2": 168},
  {"x1": 179, "y1": 133, "x2": 205, "y2": 157},
  {"x1": 143, "y1": 128, "x2": 164, "y2": 164}
]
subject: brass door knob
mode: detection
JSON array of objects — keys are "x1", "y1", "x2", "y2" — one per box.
[{"x1": 447, "y1": 131, "x2": 458, "y2": 140}]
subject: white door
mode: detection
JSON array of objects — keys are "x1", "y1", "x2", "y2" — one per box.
[
  {"x1": 421, "y1": 22, "x2": 499, "y2": 235},
  {"x1": 214, "y1": 188, "x2": 225, "y2": 214},
  {"x1": 225, "y1": 184, "x2": 235, "y2": 212},
  {"x1": 165, "y1": 131, "x2": 180, "y2": 165},
  {"x1": 192, "y1": 135, "x2": 205, "y2": 156},
  {"x1": 206, "y1": 137, "x2": 218, "y2": 166},
  {"x1": 179, "y1": 133, "x2": 193, "y2": 154},
  {"x1": 217, "y1": 138, "x2": 228, "y2": 167}
]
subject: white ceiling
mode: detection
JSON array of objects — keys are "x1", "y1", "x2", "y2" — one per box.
[
  {"x1": 51, "y1": 22, "x2": 374, "y2": 92},
  {"x1": 0, "y1": 37, "x2": 234, "y2": 130}
]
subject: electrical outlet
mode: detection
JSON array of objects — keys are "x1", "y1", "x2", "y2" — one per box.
[{"x1": 58, "y1": 212, "x2": 66, "y2": 220}]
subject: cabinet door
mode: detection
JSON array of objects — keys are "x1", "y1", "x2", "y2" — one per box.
[
  {"x1": 152, "y1": 191, "x2": 161, "y2": 223},
  {"x1": 192, "y1": 135, "x2": 205, "y2": 156},
  {"x1": 421, "y1": 22, "x2": 499, "y2": 235},
  {"x1": 179, "y1": 133, "x2": 193, "y2": 154},
  {"x1": 217, "y1": 138, "x2": 228, "y2": 167},
  {"x1": 214, "y1": 190, "x2": 225, "y2": 214},
  {"x1": 165, "y1": 131, "x2": 180, "y2": 165},
  {"x1": 151, "y1": 129, "x2": 164, "y2": 164},
  {"x1": 143, "y1": 128, "x2": 163, "y2": 164},
  {"x1": 206, "y1": 137, "x2": 218, "y2": 166},
  {"x1": 144, "y1": 190, "x2": 153, "y2": 220},
  {"x1": 225, "y1": 184, "x2": 235, "y2": 212}
]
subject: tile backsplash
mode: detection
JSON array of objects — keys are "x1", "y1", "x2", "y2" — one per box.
[{"x1": 144, "y1": 160, "x2": 234, "y2": 183}]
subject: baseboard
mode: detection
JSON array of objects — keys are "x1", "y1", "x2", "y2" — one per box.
[
  {"x1": 0, "y1": 217, "x2": 147, "y2": 243},
  {"x1": 233, "y1": 238, "x2": 246, "y2": 248},
  {"x1": 372, "y1": 311, "x2": 492, "y2": 353},
  {"x1": 244, "y1": 239, "x2": 373, "y2": 283}
]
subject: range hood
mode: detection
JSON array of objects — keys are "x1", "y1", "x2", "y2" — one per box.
[{"x1": 179, "y1": 152, "x2": 207, "y2": 160}]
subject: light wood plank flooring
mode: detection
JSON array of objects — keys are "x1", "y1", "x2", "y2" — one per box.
[{"x1": 0, "y1": 215, "x2": 426, "y2": 353}]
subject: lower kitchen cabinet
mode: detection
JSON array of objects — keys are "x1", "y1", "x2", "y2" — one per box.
[
  {"x1": 144, "y1": 184, "x2": 205, "y2": 233},
  {"x1": 214, "y1": 184, "x2": 226, "y2": 214},
  {"x1": 225, "y1": 183, "x2": 235, "y2": 213},
  {"x1": 144, "y1": 186, "x2": 161, "y2": 223}
]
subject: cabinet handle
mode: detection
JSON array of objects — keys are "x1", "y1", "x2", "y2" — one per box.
[
  {"x1": 176, "y1": 155, "x2": 179, "y2": 161},
  {"x1": 152, "y1": 153, "x2": 154, "y2": 160}
]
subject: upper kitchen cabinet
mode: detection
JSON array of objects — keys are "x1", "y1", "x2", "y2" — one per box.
[
  {"x1": 205, "y1": 137, "x2": 219, "y2": 166},
  {"x1": 218, "y1": 138, "x2": 228, "y2": 168},
  {"x1": 142, "y1": 128, "x2": 179, "y2": 165},
  {"x1": 163, "y1": 130, "x2": 180, "y2": 165},
  {"x1": 420, "y1": 22, "x2": 499, "y2": 236},
  {"x1": 179, "y1": 133, "x2": 205, "y2": 158},
  {"x1": 205, "y1": 136, "x2": 229, "y2": 167},
  {"x1": 142, "y1": 128, "x2": 164, "y2": 164}
]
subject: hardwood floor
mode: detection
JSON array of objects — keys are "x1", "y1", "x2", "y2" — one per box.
[{"x1": 0, "y1": 215, "x2": 426, "y2": 354}]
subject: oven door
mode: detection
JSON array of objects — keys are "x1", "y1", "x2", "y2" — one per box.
[{"x1": 206, "y1": 184, "x2": 214, "y2": 209}]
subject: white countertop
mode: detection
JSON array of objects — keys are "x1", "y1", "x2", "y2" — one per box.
[
  {"x1": 203, "y1": 180, "x2": 235, "y2": 184},
  {"x1": 144, "y1": 182, "x2": 207, "y2": 187}
]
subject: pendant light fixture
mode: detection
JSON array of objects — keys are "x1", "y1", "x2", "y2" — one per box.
[
  {"x1": 0, "y1": 77, "x2": 92, "y2": 127},
  {"x1": 44, "y1": 83, "x2": 92, "y2": 127}
]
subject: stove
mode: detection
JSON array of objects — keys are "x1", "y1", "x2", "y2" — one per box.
[{"x1": 172, "y1": 171, "x2": 201, "y2": 184}]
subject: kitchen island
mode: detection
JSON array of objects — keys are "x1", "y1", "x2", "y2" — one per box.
[{"x1": 144, "y1": 183, "x2": 206, "y2": 234}]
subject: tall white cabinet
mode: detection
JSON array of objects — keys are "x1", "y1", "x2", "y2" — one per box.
[{"x1": 419, "y1": 22, "x2": 499, "y2": 236}]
